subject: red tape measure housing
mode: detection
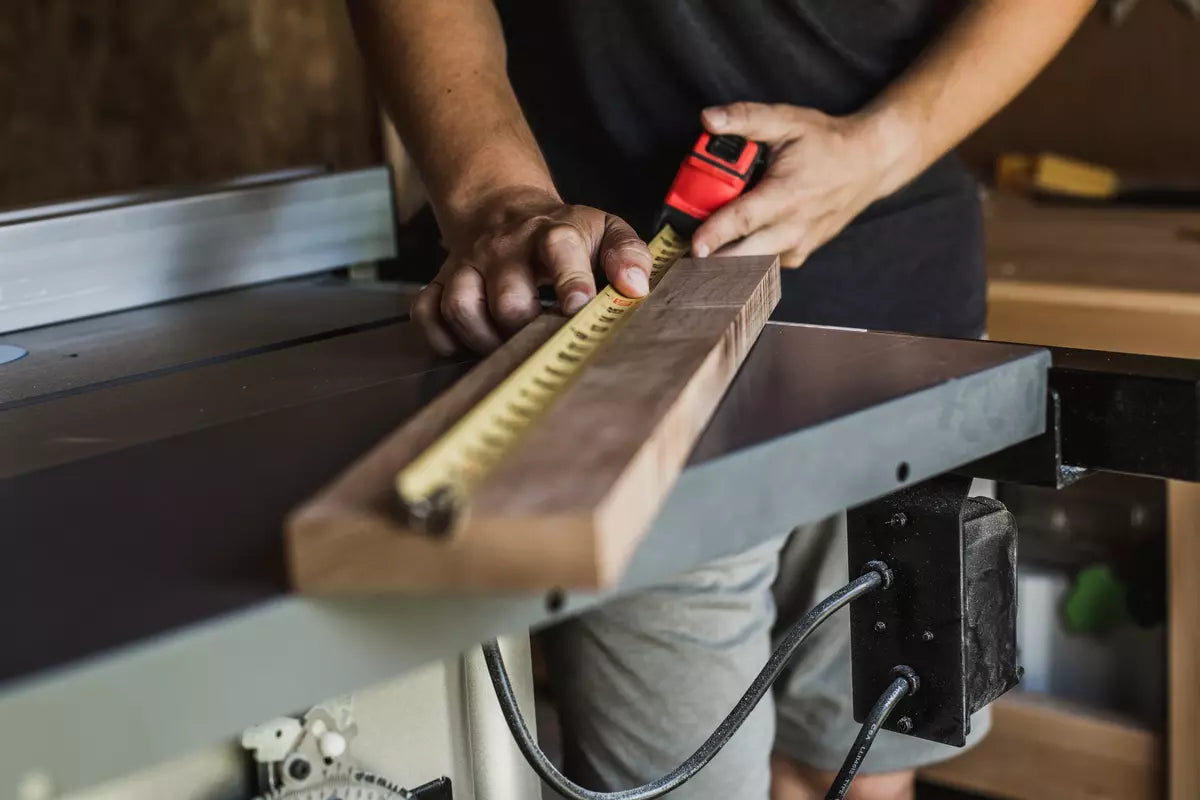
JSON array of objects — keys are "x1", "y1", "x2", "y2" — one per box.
[{"x1": 663, "y1": 133, "x2": 762, "y2": 223}]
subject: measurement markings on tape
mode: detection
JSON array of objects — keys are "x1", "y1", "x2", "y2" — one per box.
[{"x1": 395, "y1": 224, "x2": 690, "y2": 533}]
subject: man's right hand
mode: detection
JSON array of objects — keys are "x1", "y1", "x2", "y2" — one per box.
[{"x1": 412, "y1": 188, "x2": 653, "y2": 355}]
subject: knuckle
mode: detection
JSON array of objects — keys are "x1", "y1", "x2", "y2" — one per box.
[
  {"x1": 554, "y1": 267, "x2": 591, "y2": 291},
  {"x1": 441, "y1": 290, "x2": 477, "y2": 323},
  {"x1": 541, "y1": 224, "x2": 585, "y2": 253},
  {"x1": 483, "y1": 231, "x2": 515, "y2": 257},
  {"x1": 516, "y1": 214, "x2": 553, "y2": 239},
  {"x1": 729, "y1": 205, "x2": 755, "y2": 237},
  {"x1": 494, "y1": 292, "x2": 535, "y2": 324},
  {"x1": 411, "y1": 287, "x2": 439, "y2": 319},
  {"x1": 609, "y1": 240, "x2": 647, "y2": 263},
  {"x1": 728, "y1": 101, "x2": 751, "y2": 118}
]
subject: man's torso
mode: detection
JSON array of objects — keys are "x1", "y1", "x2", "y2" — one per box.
[{"x1": 497, "y1": 0, "x2": 985, "y2": 338}]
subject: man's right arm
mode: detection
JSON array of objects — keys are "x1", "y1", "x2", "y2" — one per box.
[{"x1": 349, "y1": 0, "x2": 651, "y2": 354}]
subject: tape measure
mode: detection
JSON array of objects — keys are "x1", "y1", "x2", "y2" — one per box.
[{"x1": 397, "y1": 134, "x2": 764, "y2": 535}]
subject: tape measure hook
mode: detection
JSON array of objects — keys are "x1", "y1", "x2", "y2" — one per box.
[{"x1": 398, "y1": 485, "x2": 460, "y2": 538}]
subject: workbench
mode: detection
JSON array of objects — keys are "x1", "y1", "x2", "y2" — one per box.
[{"x1": 2, "y1": 169, "x2": 1136, "y2": 798}]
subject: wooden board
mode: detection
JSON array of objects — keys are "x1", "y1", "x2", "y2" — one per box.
[
  {"x1": 988, "y1": 281, "x2": 1200, "y2": 359},
  {"x1": 286, "y1": 256, "x2": 780, "y2": 592},
  {"x1": 1168, "y1": 481, "x2": 1200, "y2": 800},
  {"x1": 920, "y1": 694, "x2": 1163, "y2": 800},
  {"x1": 985, "y1": 196, "x2": 1200, "y2": 296},
  {"x1": 986, "y1": 199, "x2": 1200, "y2": 799}
]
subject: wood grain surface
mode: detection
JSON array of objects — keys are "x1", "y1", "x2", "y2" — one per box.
[
  {"x1": 985, "y1": 201, "x2": 1199, "y2": 799},
  {"x1": 0, "y1": 1, "x2": 377, "y2": 210},
  {"x1": 985, "y1": 196, "x2": 1200, "y2": 295},
  {"x1": 1168, "y1": 480, "x2": 1200, "y2": 800},
  {"x1": 287, "y1": 256, "x2": 780, "y2": 592},
  {"x1": 920, "y1": 694, "x2": 1162, "y2": 800}
]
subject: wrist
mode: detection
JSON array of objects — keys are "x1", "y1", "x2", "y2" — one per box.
[
  {"x1": 850, "y1": 104, "x2": 927, "y2": 199},
  {"x1": 438, "y1": 180, "x2": 562, "y2": 251}
]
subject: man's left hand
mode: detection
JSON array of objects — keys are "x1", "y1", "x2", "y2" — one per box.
[{"x1": 691, "y1": 102, "x2": 916, "y2": 268}]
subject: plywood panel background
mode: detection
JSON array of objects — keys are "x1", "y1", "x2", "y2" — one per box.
[
  {"x1": 962, "y1": 3, "x2": 1200, "y2": 181},
  {"x1": 0, "y1": 0, "x2": 379, "y2": 210}
]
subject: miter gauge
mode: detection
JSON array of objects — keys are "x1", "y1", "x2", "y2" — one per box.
[{"x1": 241, "y1": 697, "x2": 451, "y2": 799}]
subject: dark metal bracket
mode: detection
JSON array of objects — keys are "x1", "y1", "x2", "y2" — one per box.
[
  {"x1": 848, "y1": 475, "x2": 1020, "y2": 747},
  {"x1": 965, "y1": 388, "x2": 1090, "y2": 489},
  {"x1": 970, "y1": 347, "x2": 1200, "y2": 485}
]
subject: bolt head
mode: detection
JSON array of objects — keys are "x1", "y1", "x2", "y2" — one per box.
[
  {"x1": 874, "y1": 621, "x2": 887, "y2": 633},
  {"x1": 921, "y1": 630, "x2": 935, "y2": 642},
  {"x1": 287, "y1": 757, "x2": 312, "y2": 781},
  {"x1": 896, "y1": 716, "x2": 914, "y2": 733},
  {"x1": 885, "y1": 512, "x2": 908, "y2": 528}
]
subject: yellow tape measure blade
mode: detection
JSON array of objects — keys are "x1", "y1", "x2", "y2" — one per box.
[{"x1": 395, "y1": 224, "x2": 690, "y2": 533}]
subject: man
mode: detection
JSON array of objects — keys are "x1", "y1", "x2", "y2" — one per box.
[{"x1": 350, "y1": 2, "x2": 1093, "y2": 797}]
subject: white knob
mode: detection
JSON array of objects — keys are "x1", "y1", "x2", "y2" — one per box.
[{"x1": 319, "y1": 731, "x2": 347, "y2": 759}]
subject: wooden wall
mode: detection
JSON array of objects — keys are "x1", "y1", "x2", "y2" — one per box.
[
  {"x1": 962, "y1": 2, "x2": 1200, "y2": 181},
  {"x1": 0, "y1": 0, "x2": 379, "y2": 210},
  {"x1": 5, "y1": 2, "x2": 1198, "y2": 211}
]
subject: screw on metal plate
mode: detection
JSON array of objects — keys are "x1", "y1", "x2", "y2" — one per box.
[
  {"x1": 922, "y1": 630, "x2": 935, "y2": 642},
  {"x1": 545, "y1": 588, "x2": 567, "y2": 613},
  {"x1": 874, "y1": 621, "x2": 887, "y2": 633},
  {"x1": 885, "y1": 512, "x2": 908, "y2": 529},
  {"x1": 896, "y1": 716, "x2": 914, "y2": 733},
  {"x1": 399, "y1": 486, "x2": 460, "y2": 538}
]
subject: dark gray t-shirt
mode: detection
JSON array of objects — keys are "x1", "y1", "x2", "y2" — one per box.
[{"x1": 497, "y1": 0, "x2": 985, "y2": 337}]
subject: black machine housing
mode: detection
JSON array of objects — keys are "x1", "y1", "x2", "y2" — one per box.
[{"x1": 847, "y1": 346, "x2": 1200, "y2": 746}]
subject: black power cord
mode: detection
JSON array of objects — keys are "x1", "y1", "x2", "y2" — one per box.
[
  {"x1": 824, "y1": 668, "x2": 919, "y2": 800},
  {"x1": 482, "y1": 563, "x2": 892, "y2": 800}
]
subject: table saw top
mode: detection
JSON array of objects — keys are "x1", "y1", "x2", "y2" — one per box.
[{"x1": 0, "y1": 274, "x2": 1046, "y2": 794}]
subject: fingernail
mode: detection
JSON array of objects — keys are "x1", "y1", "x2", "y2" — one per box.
[
  {"x1": 624, "y1": 268, "x2": 649, "y2": 297},
  {"x1": 563, "y1": 291, "x2": 590, "y2": 315},
  {"x1": 694, "y1": 243, "x2": 710, "y2": 258},
  {"x1": 703, "y1": 107, "x2": 727, "y2": 129}
]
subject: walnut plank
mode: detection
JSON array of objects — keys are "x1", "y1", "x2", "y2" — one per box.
[{"x1": 286, "y1": 256, "x2": 780, "y2": 592}]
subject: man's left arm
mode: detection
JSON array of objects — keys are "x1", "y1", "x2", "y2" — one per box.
[{"x1": 692, "y1": 0, "x2": 1095, "y2": 266}]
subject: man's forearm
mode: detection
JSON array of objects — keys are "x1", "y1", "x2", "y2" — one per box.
[
  {"x1": 861, "y1": 0, "x2": 1094, "y2": 196},
  {"x1": 348, "y1": 0, "x2": 556, "y2": 240}
]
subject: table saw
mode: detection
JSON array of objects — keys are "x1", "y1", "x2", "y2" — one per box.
[{"x1": 2, "y1": 168, "x2": 1197, "y2": 798}]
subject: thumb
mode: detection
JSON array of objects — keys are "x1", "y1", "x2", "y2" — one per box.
[{"x1": 702, "y1": 102, "x2": 796, "y2": 142}]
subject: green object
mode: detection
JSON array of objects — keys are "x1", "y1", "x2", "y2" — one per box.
[{"x1": 1063, "y1": 564, "x2": 1129, "y2": 635}]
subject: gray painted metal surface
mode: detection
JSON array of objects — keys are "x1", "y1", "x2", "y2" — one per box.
[
  {"x1": 0, "y1": 168, "x2": 395, "y2": 334},
  {"x1": 0, "y1": 315, "x2": 1047, "y2": 795},
  {"x1": 0, "y1": 183, "x2": 1049, "y2": 794},
  {"x1": 0, "y1": 167, "x2": 325, "y2": 226}
]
